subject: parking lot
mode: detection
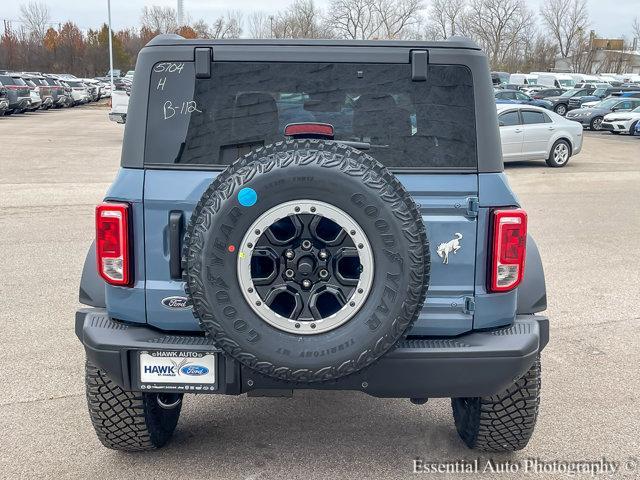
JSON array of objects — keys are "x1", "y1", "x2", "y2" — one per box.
[{"x1": 1, "y1": 108, "x2": 639, "y2": 479}]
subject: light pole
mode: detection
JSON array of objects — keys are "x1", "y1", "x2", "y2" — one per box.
[{"x1": 107, "y1": 0, "x2": 114, "y2": 95}]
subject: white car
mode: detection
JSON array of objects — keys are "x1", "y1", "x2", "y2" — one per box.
[
  {"x1": 63, "y1": 80, "x2": 90, "y2": 105},
  {"x1": 497, "y1": 104, "x2": 583, "y2": 167},
  {"x1": 601, "y1": 105, "x2": 640, "y2": 135},
  {"x1": 109, "y1": 89, "x2": 129, "y2": 123}
]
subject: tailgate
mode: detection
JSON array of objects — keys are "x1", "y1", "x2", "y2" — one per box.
[{"x1": 143, "y1": 170, "x2": 477, "y2": 336}]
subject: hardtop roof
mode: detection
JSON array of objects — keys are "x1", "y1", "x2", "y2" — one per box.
[{"x1": 144, "y1": 34, "x2": 480, "y2": 51}]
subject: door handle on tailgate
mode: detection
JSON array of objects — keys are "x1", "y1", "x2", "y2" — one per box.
[{"x1": 169, "y1": 211, "x2": 183, "y2": 280}]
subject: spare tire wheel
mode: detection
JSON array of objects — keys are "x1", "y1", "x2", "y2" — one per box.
[{"x1": 183, "y1": 140, "x2": 430, "y2": 382}]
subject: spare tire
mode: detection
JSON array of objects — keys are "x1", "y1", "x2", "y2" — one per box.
[{"x1": 183, "y1": 140, "x2": 430, "y2": 382}]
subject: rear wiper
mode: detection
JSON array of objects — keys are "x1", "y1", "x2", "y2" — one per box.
[{"x1": 335, "y1": 140, "x2": 371, "y2": 151}]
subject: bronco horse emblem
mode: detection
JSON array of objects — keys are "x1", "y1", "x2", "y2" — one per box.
[{"x1": 436, "y1": 233, "x2": 463, "y2": 264}]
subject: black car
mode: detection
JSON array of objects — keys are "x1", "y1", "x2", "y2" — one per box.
[
  {"x1": 0, "y1": 74, "x2": 31, "y2": 114},
  {"x1": 566, "y1": 87, "x2": 640, "y2": 110},
  {"x1": 531, "y1": 88, "x2": 564, "y2": 99},
  {"x1": 545, "y1": 88, "x2": 596, "y2": 116}
]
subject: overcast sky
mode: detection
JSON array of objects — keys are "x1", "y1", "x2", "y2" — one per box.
[{"x1": 1, "y1": 0, "x2": 638, "y2": 39}]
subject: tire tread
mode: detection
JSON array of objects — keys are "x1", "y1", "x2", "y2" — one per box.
[
  {"x1": 451, "y1": 356, "x2": 541, "y2": 452},
  {"x1": 182, "y1": 139, "x2": 430, "y2": 383},
  {"x1": 85, "y1": 361, "x2": 180, "y2": 451}
]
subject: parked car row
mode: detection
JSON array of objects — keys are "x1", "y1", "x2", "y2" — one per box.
[
  {"x1": 0, "y1": 70, "x2": 117, "y2": 116},
  {"x1": 494, "y1": 75, "x2": 640, "y2": 167},
  {"x1": 492, "y1": 71, "x2": 640, "y2": 117}
]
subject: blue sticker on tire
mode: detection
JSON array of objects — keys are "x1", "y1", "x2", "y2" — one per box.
[{"x1": 238, "y1": 187, "x2": 258, "y2": 207}]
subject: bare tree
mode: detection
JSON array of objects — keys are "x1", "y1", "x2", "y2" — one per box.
[
  {"x1": 248, "y1": 12, "x2": 273, "y2": 38},
  {"x1": 426, "y1": 0, "x2": 466, "y2": 39},
  {"x1": 191, "y1": 19, "x2": 211, "y2": 38},
  {"x1": 326, "y1": 0, "x2": 380, "y2": 39},
  {"x1": 518, "y1": 34, "x2": 558, "y2": 73},
  {"x1": 140, "y1": 6, "x2": 178, "y2": 34},
  {"x1": 632, "y1": 17, "x2": 640, "y2": 44},
  {"x1": 211, "y1": 11, "x2": 243, "y2": 39},
  {"x1": 373, "y1": 0, "x2": 423, "y2": 39},
  {"x1": 19, "y1": 2, "x2": 51, "y2": 40},
  {"x1": 569, "y1": 29, "x2": 596, "y2": 73},
  {"x1": 461, "y1": 0, "x2": 534, "y2": 69},
  {"x1": 539, "y1": 0, "x2": 589, "y2": 58},
  {"x1": 270, "y1": 0, "x2": 331, "y2": 38}
]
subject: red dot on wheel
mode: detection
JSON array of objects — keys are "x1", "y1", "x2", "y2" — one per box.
[{"x1": 228, "y1": 245, "x2": 236, "y2": 252}]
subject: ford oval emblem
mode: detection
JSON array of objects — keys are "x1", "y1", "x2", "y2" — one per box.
[
  {"x1": 161, "y1": 296, "x2": 192, "y2": 310},
  {"x1": 180, "y1": 365, "x2": 209, "y2": 376}
]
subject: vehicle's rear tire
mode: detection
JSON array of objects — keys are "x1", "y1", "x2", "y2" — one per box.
[
  {"x1": 451, "y1": 356, "x2": 541, "y2": 452},
  {"x1": 610, "y1": 131, "x2": 620, "y2": 135},
  {"x1": 589, "y1": 116, "x2": 603, "y2": 131},
  {"x1": 629, "y1": 121, "x2": 638, "y2": 136},
  {"x1": 553, "y1": 104, "x2": 567, "y2": 116},
  {"x1": 85, "y1": 361, "x2": 182, "y2": 451},
  {"x1": 183, "y1": 139, "x2": 430, "y2": 383},
  {"x1": 546, "y1": 139, "x2": 571, "y2": 167}
]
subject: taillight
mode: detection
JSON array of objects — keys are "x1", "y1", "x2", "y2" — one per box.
[
  {"x1": 489, "y1": 209, "x2": 527, "y2": 292},
  {"x1": 96, "y1": 203, "x2": 131, "y2": 286}
]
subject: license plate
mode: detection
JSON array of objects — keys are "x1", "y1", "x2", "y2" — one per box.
[{"x1": 139, "y1": 351, "x2": 216, "y2": 392}]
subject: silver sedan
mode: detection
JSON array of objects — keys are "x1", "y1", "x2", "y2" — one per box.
[{"x1": 497, "y1": 104, "x2": 584, "y2": 167}]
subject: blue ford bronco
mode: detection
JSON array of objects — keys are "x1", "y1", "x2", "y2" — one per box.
[{"x1": 76, "y1": 35, "x2": 548, "y2": 452}]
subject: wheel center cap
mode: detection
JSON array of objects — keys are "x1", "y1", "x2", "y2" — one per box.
[{"x1": 297, "y1": 256, "x2": 315, "y2": 276}]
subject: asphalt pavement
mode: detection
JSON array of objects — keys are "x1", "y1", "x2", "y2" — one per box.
[{"x1": 1, "y1": 107, "x2": 639, "y2": 479}]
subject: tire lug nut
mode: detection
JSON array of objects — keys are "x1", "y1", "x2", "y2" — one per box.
[
  {"x1": 285, "y1": 268, "x2": 295, "y2": 278},
  {"x1": 318, "y1": 250, "x2": 328, "y2": 260},
  {"x1": 285, "y1": 249, "x2": 295, "y2": 259},
  {"x1": 319, "y1": 269, "x2": 329, "y2": 279},
  {"x1": 302, "y1": 240, "x2": 312, "y2": 250},
  {"x1": 302, "y1": 279, "x2": 312, "y2": 289}
]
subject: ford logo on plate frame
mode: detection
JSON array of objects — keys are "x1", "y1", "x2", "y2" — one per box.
[{"x1": 180, "y1": 365, "x2": 209, "y2": 376}]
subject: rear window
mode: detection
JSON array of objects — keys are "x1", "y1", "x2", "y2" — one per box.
[
  {"x1": 498, "y1": 111, "x2": 520, "y2": 126},
  {"x1": 145, "y1": 62, "x2": 476, "y2": 169},
  {"x1": 521, "y1": 110, "x2": 549, "y2": 124}
]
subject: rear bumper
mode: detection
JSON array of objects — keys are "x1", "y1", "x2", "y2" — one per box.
[
  {"x1": 76, "y1": 308, "x2": 548, "y2": 399},
  {"x1": 9, "y1": 98, "x2": 30, "y2": 110},
  {"x1": 566, "y1": 117, "x2": 590, "y2": 126}
]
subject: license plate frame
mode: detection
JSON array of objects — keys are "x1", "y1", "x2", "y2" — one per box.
[{"x1": 136, "y1": 350, "x2": 217, "y2": 393}]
